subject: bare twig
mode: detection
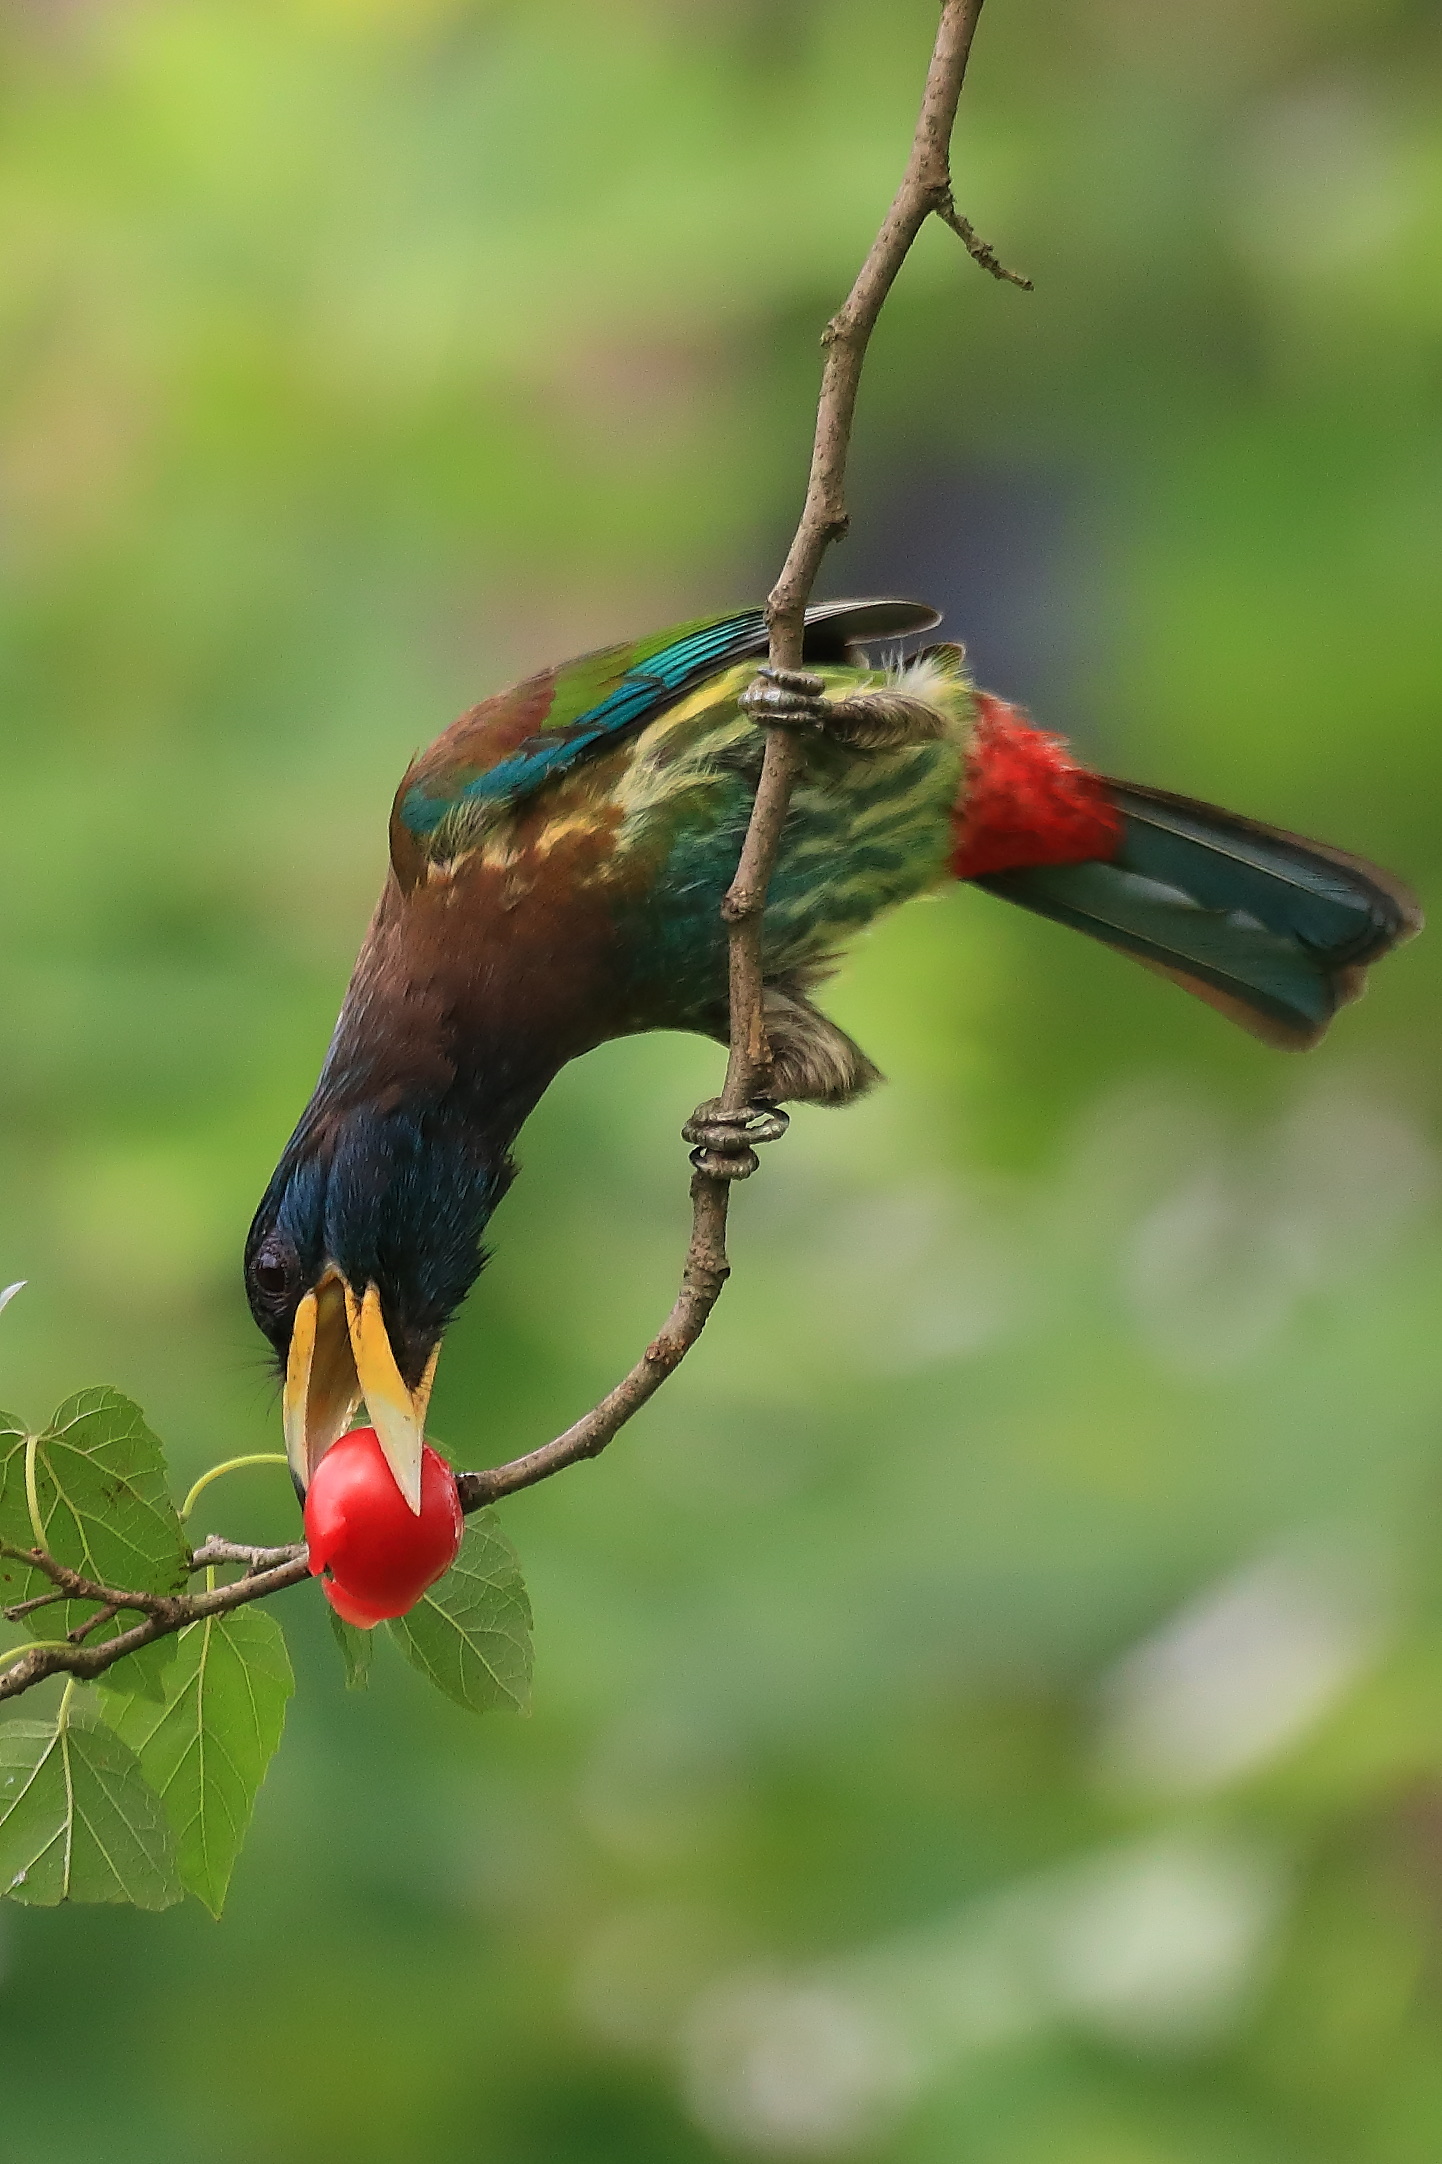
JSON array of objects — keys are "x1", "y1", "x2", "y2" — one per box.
[
  {"x1": 3, "y1": 1587, "x2": 68, "y2": 1623},
  {"x1": 68, "y1": 1601, "x2": 120, "y2": 1643},
  {"x1": 934, "y1": 188, "x2": 1033, "y2": 289},
  {"x1": 0, "y1": 1, "x2": 1018, "y2": 1690},
  {"x1": 189, "y1": 1537, "x2": 304, "y2": 1573}
]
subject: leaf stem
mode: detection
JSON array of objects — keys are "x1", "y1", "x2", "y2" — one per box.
[
  {"x1": 23, "y1": 1432, "x2": 45, "y2": 1550},
  {"x1": 1, "y1": 1639, "x2": 70, "y2": 1669},
  {"x1": 180, "y1": 1454, "x2": 289, "y2": 1524}
]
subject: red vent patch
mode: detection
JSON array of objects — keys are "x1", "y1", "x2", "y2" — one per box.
[{"x1": 952, "y1": 693, "x2": 1122, "y2": 880}]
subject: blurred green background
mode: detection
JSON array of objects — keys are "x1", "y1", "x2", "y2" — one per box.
[{"x1": 2, "y1": 1, "x2": 1441, "y2": 2158}]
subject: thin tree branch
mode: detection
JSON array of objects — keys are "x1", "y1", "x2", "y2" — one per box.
[
  {"x1": 764, "y1": 0, "x2": 991, "y2": 672},
  {"x1": 0, "y1": 1550, "x2": 311, "y2": 1702},
  {"x1": 460, "y1": 0, "x2": 1009, "y2": 1515},
  {"x1": 0, "y1": 1, "x2": 1019, "y2": 1690},
  {"x1": 458, "y1": 1173, "x2": 734, "y2": 1508}
]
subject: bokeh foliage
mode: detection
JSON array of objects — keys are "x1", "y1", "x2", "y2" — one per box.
[{"x1": 1, "y1": 1, "x2": 1441, "y2": 2159}]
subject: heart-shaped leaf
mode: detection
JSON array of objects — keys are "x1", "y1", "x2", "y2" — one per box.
[
  {"x1": 328, "y1": 1607, "x2": 373, "y2": 1690},
  {"x1": 102, "y1": 1603, "x2": 293, "y2": 1917},
  {"x1": 0, "y1": 1393, "x2": 187, "y2": 1698},
  {"x1": 386, "y1": 1512, "x2": 531, "y2": 1714},
  {"x1": 0, "y1": 1704, "x2": 181, "y2": 1908}
]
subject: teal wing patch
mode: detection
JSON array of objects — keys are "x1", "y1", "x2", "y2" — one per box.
[{"x1": 399, "y1": 611, "x2": 764, "y2": 845}]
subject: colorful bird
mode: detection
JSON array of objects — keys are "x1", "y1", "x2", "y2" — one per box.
[{"x1": 246, "y1": 599, "x2": 1421, "y2": 1509}]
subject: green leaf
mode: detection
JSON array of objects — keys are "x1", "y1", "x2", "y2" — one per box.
[
  {"x1": 0, "y1": 1407, "x2": 32, "y2": 1580},
  {"x1": 27, "y1": 1386, "x2": 188, "y2": 1589},
  {"x1": 328, "y1": 1607, "x2": 373, "y2": 1690},
  {"x1": 0, "y1": 1391, "x2": 188, "y2": 1696},
  {"x1": 95, "y1": 1635, "x2": 179, "y2": 1703},
  {"x1": 386, "y1": 1512, "x2": 532, "y2": 1714},
  {"x1": 101, "y1": 1603, "x2": 293, "y2": 1917},
  {"x1": 0, "y1": 1704, "x2": 181, "y2": 1908}
]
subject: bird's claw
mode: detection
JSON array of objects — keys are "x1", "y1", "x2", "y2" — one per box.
[
  {"x1": 739, "y1": 666, "x2": 832, "y2": 732},
  {"x1": 681, "y1": 1099, "x2": 790, "y2": 1179},
  {"x1": 739, "y1": 666, "x2": 940, "y2": 755}
]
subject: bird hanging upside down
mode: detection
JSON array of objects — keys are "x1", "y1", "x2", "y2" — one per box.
[{"x1": 246, "y1": 599, "x2": 1421, "y2": 1511}]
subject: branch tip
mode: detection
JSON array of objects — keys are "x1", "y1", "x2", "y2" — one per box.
[{"x1": 934, "y1": 191, "x2": 1033, "y2": 289}]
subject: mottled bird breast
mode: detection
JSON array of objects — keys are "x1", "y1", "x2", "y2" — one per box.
[{"x1": 384, "y1": 649, "x2": 973, "y2": 1061}]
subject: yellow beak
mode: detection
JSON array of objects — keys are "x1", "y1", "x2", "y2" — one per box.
[{"x1": 283, "y1": 1269, "x2": 437, "y2": 1514}]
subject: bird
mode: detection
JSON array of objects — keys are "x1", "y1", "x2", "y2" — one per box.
[{"x1": 245, "y1": 598, "x2": 1421, "y2": 1510}]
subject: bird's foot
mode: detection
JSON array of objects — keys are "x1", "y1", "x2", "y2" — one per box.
[
  {"x1": 739, "y1": 667, "x2": 833, "y2": 731},
  {"x1": 681, "y1": 1099, "x2": 790, "y2": 1179},
  {"x1": 740, "y1": 667, "x2": 945, "y2": 754}
]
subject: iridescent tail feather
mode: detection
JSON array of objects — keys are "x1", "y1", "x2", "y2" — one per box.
[{"x1": 956, "y1": 697, "x2": 1421, "y2": 1048}]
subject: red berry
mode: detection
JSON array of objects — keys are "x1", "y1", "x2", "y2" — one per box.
[
  {"x1": 321, "y1": 1575, "x2": 394, "y2": 1630},
  {"x1": 304, "y1": 1426, "x2": 464, "y2": 1627}
]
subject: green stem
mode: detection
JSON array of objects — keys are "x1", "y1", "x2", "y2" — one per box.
[
  {"x1": 56, "y1": 1676, "x2": 76, "y2": 1731},
  {"x1": 22, "y1": 1432, "x2": 45, "y2": 1550},
  {"x1": 180, "y1": 1454, "x2": 289, "y2": 1525}
]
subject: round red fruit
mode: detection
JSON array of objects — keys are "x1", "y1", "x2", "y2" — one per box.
[{"x1": 304, "y1": 1426, "x2": 463, "y2": 1627}]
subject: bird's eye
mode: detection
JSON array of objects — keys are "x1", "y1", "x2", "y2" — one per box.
[{"x1": 250, "y1": 1244, "x2": 297, "y2": 1302}]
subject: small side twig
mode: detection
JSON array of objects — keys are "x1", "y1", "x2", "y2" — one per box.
[
  {"x1": 934, "y1": 187, "x2": 1033, "y2": 289},
  {"x1": 68, "y1": 1601, "x2": 119, "y2": 1643},
  {"x1": 189, "y1": 1537, "x2": 304, "y2": 1574},
  {"x1": 3, "y1": 1587, "x2": 68, "y2": 1623}
]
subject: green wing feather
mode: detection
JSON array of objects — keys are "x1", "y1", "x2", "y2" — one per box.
[{"x1": 390, "y1": 600, "x2": 939, "y2": 876}]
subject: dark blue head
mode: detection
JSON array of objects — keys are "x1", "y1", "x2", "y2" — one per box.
[{"x1": 245, "y1": 1098, "x2": 514, "y2": 1501}]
